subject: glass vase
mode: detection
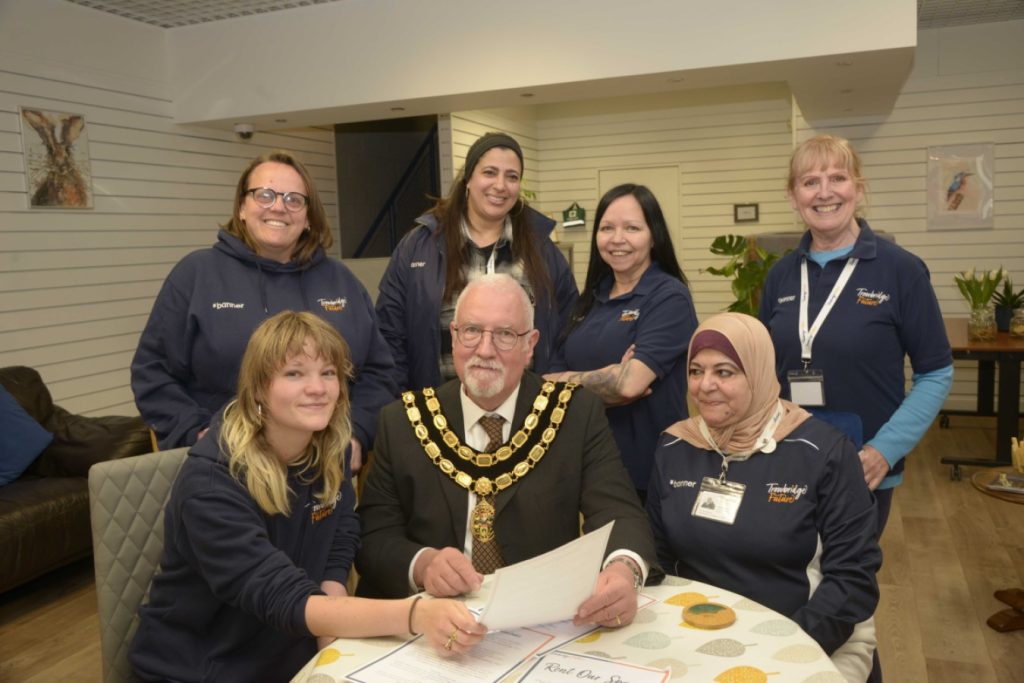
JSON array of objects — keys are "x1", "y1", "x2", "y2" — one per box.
[
  {"x1": 1010, "y1": 308, "x2": 1024, "y2": 338},
  {"x1": 968, "y1": 305, "x2": 997, "y2": 342}
]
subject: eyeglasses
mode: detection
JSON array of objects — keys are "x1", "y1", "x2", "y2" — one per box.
[
  {"x1": 244, "y1": 187, "x2": 309, "y2": 212},
  {"x1": 453, "y1": 324, "x2": 531, "y2": 351}
]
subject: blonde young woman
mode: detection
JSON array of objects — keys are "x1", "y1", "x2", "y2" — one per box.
[{"x1": 129, "y1": 312, "x2": 483, "y2": 682}]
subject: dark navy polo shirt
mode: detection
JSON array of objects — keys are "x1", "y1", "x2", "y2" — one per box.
[
  {"x1": 559, "y1": 263, "x2": 697, "y2": 491},
  {"x1": 758, "y1": 219, "x2": 952, "y2": 477}
]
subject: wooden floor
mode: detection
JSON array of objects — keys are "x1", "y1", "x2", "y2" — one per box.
[{"x1": 1, "y1": 417, "x2": 1022, "y2": 682}]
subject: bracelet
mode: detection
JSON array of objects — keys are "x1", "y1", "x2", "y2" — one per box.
[
  {"x1": 407, "y1": 595, "x2": 422, "y2": 635},
  {"x1": 608, "y1": 556, "x2": 643, "y2": 591}
]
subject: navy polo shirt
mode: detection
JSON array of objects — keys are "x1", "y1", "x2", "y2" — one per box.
[
  {"x1": 558, "y1": 263, "x2": 697, "y2": 491},
  {"x1": 758, "y1": 220, "x2": 952, "y2": 478}
]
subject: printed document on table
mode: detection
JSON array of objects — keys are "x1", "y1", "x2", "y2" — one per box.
[
  {"x1": 477, "y1": 521, "x2": 614, "y2": 631},
  {"x1": 345, "y1": 627, "x2": 553, "y2": 683},
  {"x1": 516, "y1": 650, "x2": 671, "y2": 683}
]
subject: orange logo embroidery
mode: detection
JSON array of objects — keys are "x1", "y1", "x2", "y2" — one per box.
[
  {"x1": 318, "y1": 297, "x2": 347, "y2": 313},
  {"x1": 619, "y1": 308, "x2": 640, "y2": 322},
  {"x1": 766, "y1": 482, "x2": 808, "y2": 504},
  {"x1": 855, "y1": 288, "x2": 890, "y2": 307}
]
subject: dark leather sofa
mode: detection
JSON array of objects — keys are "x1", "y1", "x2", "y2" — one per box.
[{"x1": 0, "y1": 366, "x2": 152, "y2": 594}]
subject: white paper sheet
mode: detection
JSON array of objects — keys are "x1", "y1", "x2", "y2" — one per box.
[
  {"x1": 516, "y1": 650, "x2": 671, "y2": 683},
  {"x1": 477, "y1": 521, "x2": 614, "y2": 631},
  {"x1": 345, "y1": 628, "x2": 554, "y2": 683}
]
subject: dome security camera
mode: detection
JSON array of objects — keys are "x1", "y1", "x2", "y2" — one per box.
[{"x1": 233, "y1": 123, "x2": 255, "y2": 140}]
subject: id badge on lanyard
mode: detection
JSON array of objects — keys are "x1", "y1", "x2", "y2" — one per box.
[
  {"x1": 692, "y1": 477, "x2": 746, "y2": 525},
  {"x1": 791, "y1": 257, "x2": 858, "y2": 407},
  {"x1": 691, "y1": 407, "x2": 781, "y2": 525}
]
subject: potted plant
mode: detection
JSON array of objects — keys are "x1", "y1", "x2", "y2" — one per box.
[
  {"x1": 704, "y1": 235, "x2": 784, "y2": 315},
  {"x1": 953, "y1": 266, "x2": 1004, "y2": 341},
  {"x1": 992, "y1": 277, "x2": 1024, "y2": 332}
]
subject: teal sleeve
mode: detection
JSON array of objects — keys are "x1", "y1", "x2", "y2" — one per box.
[{"x1": 869, "y1": 364, "x2": 954, "y2": 488}]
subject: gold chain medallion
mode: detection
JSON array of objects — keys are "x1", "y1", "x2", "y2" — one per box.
[
  {"x1": 471, "y1": 497, "x2": 497, "y2": 542},
  {"x1": 402, "y1": 382, "x2": 578, "y2": 496}
]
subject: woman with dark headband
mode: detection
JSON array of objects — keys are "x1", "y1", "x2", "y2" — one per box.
[{"x1": 376, "y1": 132, "x2": 578, "y2": 391}]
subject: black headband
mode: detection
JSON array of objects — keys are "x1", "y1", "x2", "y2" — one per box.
[{"x1": 464, "y1": 133, "x2": 524, "y2": 177}]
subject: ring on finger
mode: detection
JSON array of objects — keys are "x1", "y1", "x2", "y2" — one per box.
[
  {"x1": 444, "y1": 628, "x2": 459, "y2": 650},
  {"x1": 615, "y1": 614, "x2": 622, "y2": 627}
]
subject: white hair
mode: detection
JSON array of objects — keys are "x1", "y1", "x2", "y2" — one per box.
[{"x1": 454, "y1": 273, "x2": 535, "y2": 330}]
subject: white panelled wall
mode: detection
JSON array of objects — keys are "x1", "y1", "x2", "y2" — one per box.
[
  {"x1": 451, "y1": 20, "x2": 1024, "y2": 413},
  {"x1": 0, "y1": 8, "x2": 337, "y2": 417}
]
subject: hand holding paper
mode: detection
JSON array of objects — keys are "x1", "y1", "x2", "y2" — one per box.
[
  {"x1": 477, "y1": 522, "x2": 614, "y2": 631},
  {"x1": 572, "y1": 558, "x2": 638, "y2": 628}
]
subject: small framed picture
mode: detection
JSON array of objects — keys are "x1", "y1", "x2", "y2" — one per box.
[{"x1": 733, "y1": 203, "x2": 759, "y2": 223}]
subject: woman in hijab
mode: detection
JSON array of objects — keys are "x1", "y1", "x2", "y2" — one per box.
[{"x1": 646, "y1": 312, "x2": 881, "y2": 682}]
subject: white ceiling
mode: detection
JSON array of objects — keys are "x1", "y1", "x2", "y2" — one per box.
[
  {"x1": 57, "y1": 0, "x2": 1024, "y2": 126},
  {"x1": 63, "y1": 0, "x2": 1024, "y2": 30}
]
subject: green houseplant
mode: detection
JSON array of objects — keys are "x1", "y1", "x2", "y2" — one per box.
[
  {"x1": 704, "y1": 235, "x2": 783, "y2": 315},
  {"x1": 992, "y1": 277, "x2": 1024, "y2": 332}
]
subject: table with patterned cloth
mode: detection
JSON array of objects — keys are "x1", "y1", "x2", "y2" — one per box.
[{"x1": 291, "y1": 575, "x2": 844, "y2": 682}]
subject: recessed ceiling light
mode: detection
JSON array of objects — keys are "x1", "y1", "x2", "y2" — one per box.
[{"x1": 390, "y1": 107, "x2": 406, "y2": 112}]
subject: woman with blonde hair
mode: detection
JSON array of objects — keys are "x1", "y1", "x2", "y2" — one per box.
[
  {"x1": 130, "y1": 312, "x2": 483, "y2": 682},
  {"x1": 760, "y1": 134, "x2": 951, "y2": 531}
]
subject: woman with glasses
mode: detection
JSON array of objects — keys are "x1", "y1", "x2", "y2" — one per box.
[
  {"x1": 375, "y1": 132, "x2": 578, "y2": 392},
  {"x1": 545, "y1": 184, "x2": 697, "y2": 500},
  {"x1": 132, "y1": 151, "x2": 395, "y2": 472}
]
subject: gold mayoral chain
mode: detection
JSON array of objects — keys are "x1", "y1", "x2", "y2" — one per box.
[{"x1": 401, "y1": 381, "x2": 579, "y2": 498}]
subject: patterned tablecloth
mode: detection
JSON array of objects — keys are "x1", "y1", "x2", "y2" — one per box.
[{"x1": 291, "y1": 575, "x2": 843, "y2": 683}]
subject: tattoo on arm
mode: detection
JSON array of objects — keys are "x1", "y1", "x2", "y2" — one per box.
[{"x1": 572, "y1": 360, "x2": 630, "y2": 403}]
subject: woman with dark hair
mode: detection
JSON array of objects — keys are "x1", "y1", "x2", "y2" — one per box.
[
  {"x1": 546, "y1": 184, "x2": 697, "y2": 497},
  {"x1": 132, "y1": 151, "x2": 395, "y2": 472},
  {"x1": 130, "y1": 312, "x2": 484, "y2": 682},
  {"x1": 375, "y1": 132, "x2": 578, "y2": 391}
]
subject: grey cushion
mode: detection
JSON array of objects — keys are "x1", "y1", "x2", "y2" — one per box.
[{"x1": 89, "y1": 448, "x2": 188, "y2": 683}]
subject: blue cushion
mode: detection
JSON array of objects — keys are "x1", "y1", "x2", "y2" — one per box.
[{"x1": 0, "y1": 384, "x2": 54, "y2": 485}]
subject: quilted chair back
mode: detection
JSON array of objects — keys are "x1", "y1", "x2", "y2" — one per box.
[{"x1": 89, "y1": 448, "x2": 188, "y2": 683}]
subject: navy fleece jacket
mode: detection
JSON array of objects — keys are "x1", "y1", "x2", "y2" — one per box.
[{"x1": 132, "y1": 230, "x2": 396, "y2": 449}]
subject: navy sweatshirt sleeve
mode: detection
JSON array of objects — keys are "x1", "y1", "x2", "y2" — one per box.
[
  {"x1": 131, "y1": 261, "x2": 211, "y2": 449},
  {"x1": 374, "y1": 233, "x2": 417, "y2": 392},
  {"x1": 791, "y1": 435, "x2": 881, "y2": 653},
  {"x1": 175, "y1": 486, "x2": 321, "y2": 637},
  {"x1": 346, "y1": 283, "x2": 398, "y2": 449},
  {"x1": 323, "y1": 475, "x2": 360, "y2": 585}
]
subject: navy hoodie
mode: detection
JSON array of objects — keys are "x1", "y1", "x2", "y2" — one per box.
[
  {"x1": 132, "y1": 230, "x2": 396, "y2": 449},
  {"x1": 129, "y1": 416, "x2": 360, "y2": 682}
]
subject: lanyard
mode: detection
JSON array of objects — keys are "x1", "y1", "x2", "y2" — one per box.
[
  {"x1": 799, "y1": 257, "x2": 858, "y2": 365},
  {"x1": 698, "y1": 401, "x2": 784, "y2": 480}
]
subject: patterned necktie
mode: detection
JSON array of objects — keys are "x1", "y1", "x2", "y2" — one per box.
[{"x1": 472, "y1": 415, "x2": 506, "y2": 574}]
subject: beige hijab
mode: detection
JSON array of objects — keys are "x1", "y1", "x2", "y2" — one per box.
[{"x1": 666, "y1": 312, "x2": 810, "y2": 457}]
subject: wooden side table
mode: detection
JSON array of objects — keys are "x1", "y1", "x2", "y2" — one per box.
[{"x1": 971, "y1": 467, "x2": 1024, "y2": 632}]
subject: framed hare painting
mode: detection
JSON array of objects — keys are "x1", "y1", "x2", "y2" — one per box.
[{"x1": 19, "y1": 107, "x2": 94, "y2": 209}]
